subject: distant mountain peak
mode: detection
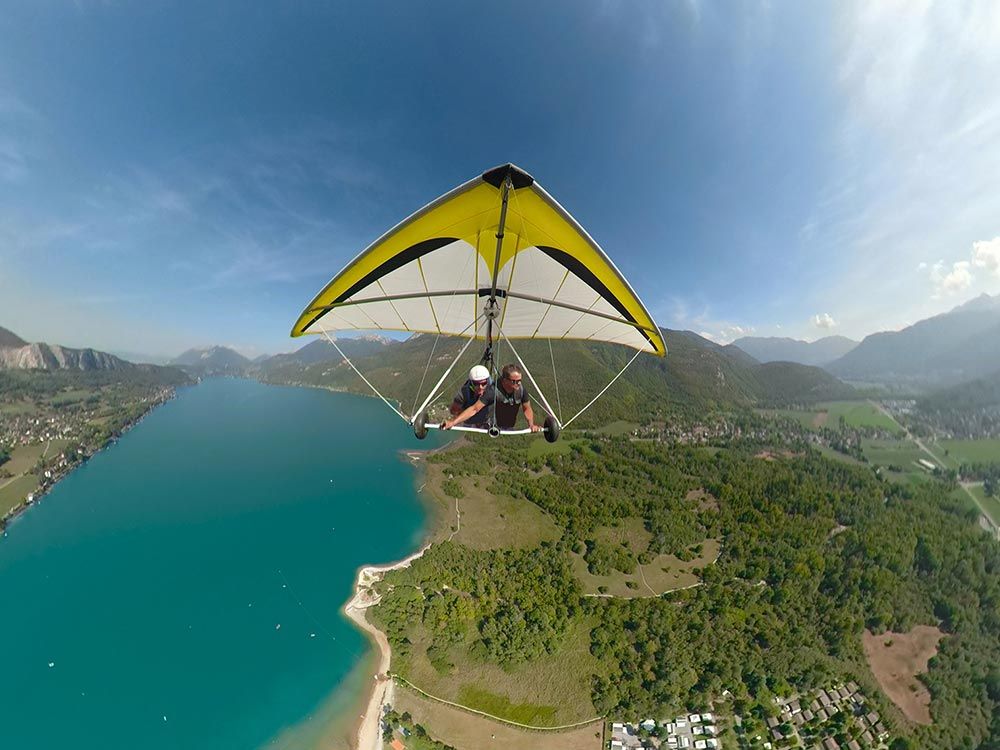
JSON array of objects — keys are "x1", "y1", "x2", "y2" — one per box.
[
  {"x1": 952, "y1": 292, "x2": 999, "y2": 313},
  {"x1": 170, "y1": 345, "x2": 251, "y2": 373},
  {"x1": 0, "y1": 325, "x2": 28, "y2": 349}
]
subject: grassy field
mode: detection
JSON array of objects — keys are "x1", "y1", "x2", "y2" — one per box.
[
  {"x1": 762, "y1": 401, "x2": 902, "y2": 434},
  {"x1": 595, "y1": 420, "x2": 640, "y2": 436},
  {"x1": 762, "y1": 408, "x2": 822, "y2": 430},
  {"x1": 0, "y1": 474, "x2": 40, "y2": 516},
  {"x1": 821, "y1": 401, "x2": 900, "y2": 431},
  {"x1": 862, "y1": 439, "x2": 934, "y2": 472},
  {"x1": 568, "y1": 517, "x2": 719, "y2": 597},
  {"x1": 524, "y1": 437, "x2": 595, "y2": 460},
  {"x1": 4, "y1": 444, "x2": 48, "y2": 475},
  {"x1": 936, "y1": 439, "x2": 1000, "y2": 465},
  {"x1": 401, "y1": 617, "x2": 600, "y2": 726},
  {"x1": 815, "y1": 445, "x2": 865, "y2": 465},
  {"x1": 419, "y1": 462, "x2": 561, "y2": 550},
  {"x1": 391, "y1": 683, "x2": 603, "y2": 750},
  {"x1": 0, "y1": 400, "x2": 37, "y2": 416},
  {"x1": 966, "y1": 484, "x2": 1000, "y2": 527}
]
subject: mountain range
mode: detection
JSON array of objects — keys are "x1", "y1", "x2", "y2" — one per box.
[
  {"x1": 824, "y1": 293, "x2": 1000, "y2": 387},
  {"x1": 255, "y1": 328, "x2": 855, "y2": 426},
  {"x1": 170, "y1": 346, "x2": 252, "y2": 375},
  {"x1": 0, "y1": 326, "x2": 134, "y2": 371},
  {"x1": 733, "y1": 335, "x2": 858, "y2": 366},
  {"x1": 7, "y1": 291, "x2": 999, "y2": 412}
]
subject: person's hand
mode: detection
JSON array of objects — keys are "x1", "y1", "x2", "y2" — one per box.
[
  {"x1": 442, "y1": 419, "x2": 453, "y2": 430},
  {"x1": 529, "y1": 423, "x2": 541, "y2": 433}
]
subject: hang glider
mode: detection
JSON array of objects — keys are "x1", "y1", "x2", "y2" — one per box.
[{"x1": 292, "y1": 163, "x2": 666, "y2": 440}]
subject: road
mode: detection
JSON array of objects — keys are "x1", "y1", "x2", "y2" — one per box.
[{"x1": 869, "y1": 400, "x2": 999, "y2": 539}]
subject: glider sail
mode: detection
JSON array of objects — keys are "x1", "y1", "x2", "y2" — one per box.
[{"x1": 292, "y1": 164, "x2": 666, "y2": 356}]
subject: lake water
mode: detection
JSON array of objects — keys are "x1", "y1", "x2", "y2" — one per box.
[{"x1": 0, "y1": 378, "x2": 443, "y2": 749}]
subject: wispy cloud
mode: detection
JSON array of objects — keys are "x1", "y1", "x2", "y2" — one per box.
[
  {"x1": 801, "y1": 1, "x2": 1000, "y2": 335},
  {"x1": 0, "y1": 91, "x2": 47, "y2": 183}
]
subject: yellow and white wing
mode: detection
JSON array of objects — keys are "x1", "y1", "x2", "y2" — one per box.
[{"x1": 292, "y1": 164, "x2": 665, "y2": 357}]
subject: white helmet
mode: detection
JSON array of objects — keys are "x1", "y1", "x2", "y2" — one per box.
[{"x1": 469, "y1": 365, "x2": 490, "y2": 383}]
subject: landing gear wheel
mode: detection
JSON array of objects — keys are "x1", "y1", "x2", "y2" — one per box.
[
  {"x1": 543, "y1": 415, "x2": 561, "y2": 443},
  {"x1": 413, "y1": 412, "x2": 428, "y2": 440}
]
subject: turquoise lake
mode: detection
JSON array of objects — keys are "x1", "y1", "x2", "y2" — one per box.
[{"x1": 0, "y1": 378, "x2": 444, "y2": 749}]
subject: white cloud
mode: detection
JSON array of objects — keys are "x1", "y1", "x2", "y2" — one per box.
[
  {"x1": 929, "y1": 259, "x2": 973, "y2": 297},
  {"x1": 700, "y1": 324, "x2": 755, "y2": 345},
  {"x1": 972, "y1": 236, "x2": 1000, "y2": 277},
  {"x1": 812, "y1": 313, "x2": 837, "y2": 329}
]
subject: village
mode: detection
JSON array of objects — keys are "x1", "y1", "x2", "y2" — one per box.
[
  {"x1": 0, "y1": 386, "x2": 176, "y2": 530},
  {"x1": 609, "y1": 683, "x2": 892, "y2": 750}
]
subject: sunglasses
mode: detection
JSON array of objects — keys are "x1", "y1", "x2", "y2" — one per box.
[
  {"x1": 472, "y1": 379, "x2": 489, "y2": 386},
  {"x1": 505, "y1": 376, "x2": 522, "y2": 384}
]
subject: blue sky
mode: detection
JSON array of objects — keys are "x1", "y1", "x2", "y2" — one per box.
[{"x1": 1, "y1": 1, "x2": 998, "y2": 357}]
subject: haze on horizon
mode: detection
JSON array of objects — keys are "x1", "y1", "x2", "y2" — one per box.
[{"x1": 1, "y1": 1, "x2": 999, "y2": 359}]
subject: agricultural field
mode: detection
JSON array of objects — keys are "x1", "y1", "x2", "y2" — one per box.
[
  {"x1": 936, "y1": 439, "x2": 1000, "y2": 465},
  {"x1": 966, "y1": 484, "x2": 1000, "y2": 527},
  {"x1": 761, "y1": 400, "x2": 902, "y2": 433},
  {"x1": 862, "y1": 438, "x2": 935, "y2": 473},
  {"x1": 0, "y1": 474, "x2": 41, "y2": 517}
]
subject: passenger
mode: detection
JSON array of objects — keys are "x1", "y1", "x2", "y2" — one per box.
[{"x1": 449, "y1": 365, "x2": 493, "y2": 428}]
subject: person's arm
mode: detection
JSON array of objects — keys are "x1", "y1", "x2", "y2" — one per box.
[
  {"x1": 443, "y1": 399, "x2": 486, "y2": 429},
  {"x1": 522, "y1": 401, "x2": 541, "y2": 432}
]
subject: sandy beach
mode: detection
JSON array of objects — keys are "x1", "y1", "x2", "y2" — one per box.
[{"x1": 343, "y1": 544, "x2": 431, "y2": 750}]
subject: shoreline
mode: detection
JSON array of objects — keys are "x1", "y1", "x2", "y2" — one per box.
[
  {"x1": 0, "y1": 386, "x2": 178, "y2": 536},
  {"x1": 343, "y1": 543, "x2": 433, "y2": 750},
  {"x1": 341, "y1": 438, "x2": 464, "y2": 750}
]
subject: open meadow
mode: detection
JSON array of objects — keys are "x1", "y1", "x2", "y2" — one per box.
[
  {"x1": 966, "y1": 483, "x2": 1000, "y2": 527},
  {"x1": 762, "y1": 400, "x2": 902, "y2": 433},
  {"x1": 401, "y1": 618, "x2": 600, "y2": 727},
  {"x1": 936, "y1": 439, "x2": 1000, "y2": 464},
  {"x1": 391, "y1": 682, "x2": 603, "y2": 750},
  {"x1": 568, "y1": 516, "x2": 719, "y2": 597},
  {"x1": 419, "y1": 461, "x2": 562, "y2": 550},
  {"x1": 0, "y1": 474, "x2": 41, "y2": 516}
]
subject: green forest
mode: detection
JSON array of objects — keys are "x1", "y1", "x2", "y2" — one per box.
[{"x1": 371, "y1": 437, "x2": 1000, "y2": 749}]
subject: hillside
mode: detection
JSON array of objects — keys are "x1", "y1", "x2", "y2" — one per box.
[
  {"x1": 733, "y1": 335, "x2": 858, "y2": 366},
  {"x1": 826, "y1": 293, "x2": 1000, "y2": 386},
  {"x1": 255, "y1": 336, "x2": 390, "y2": 372},
  {"x1": 753, "y1": 361, "x2": 857, "y2": 406},
  {"x1": 260, "y1": 328, "x2": 853, "y2": 426}
]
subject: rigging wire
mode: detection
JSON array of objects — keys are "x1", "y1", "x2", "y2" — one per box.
[
  {"x1": 411, "y1": 247, "x2": 475, "y2": 418},
  {"x1": 320, "y1": 330, "x2": 409, "y2": 423},
  {"x1": 547, "y1": 337, "x2": 563, "y2": 424},
  {"x1": 561, "y1": 348, "x2": 643, "y2": 428}
]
